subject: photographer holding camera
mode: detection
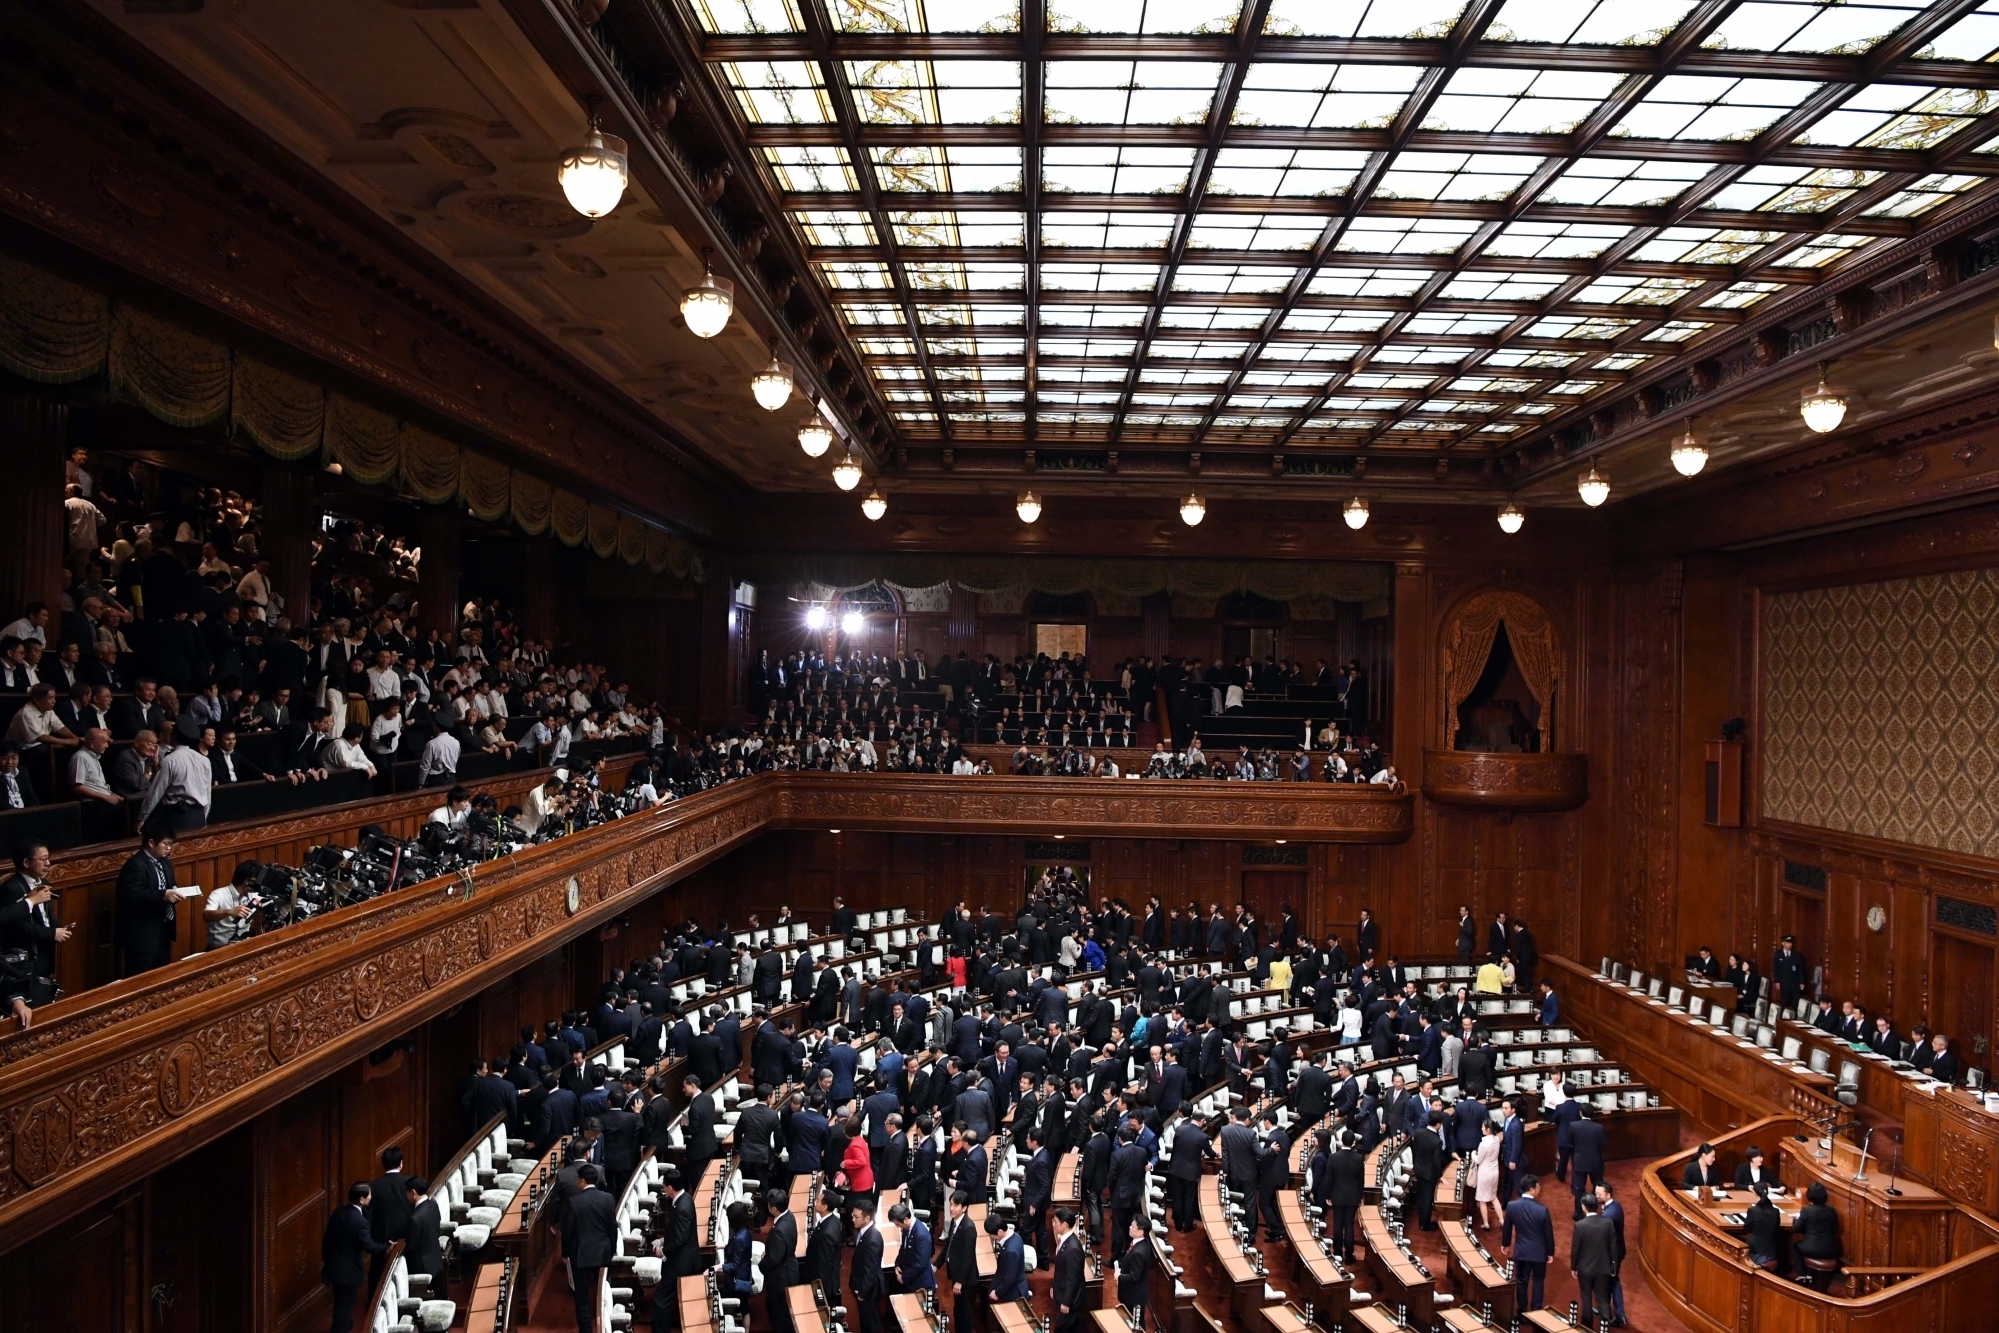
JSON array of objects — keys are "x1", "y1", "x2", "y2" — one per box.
[{"x1": 1, "y1": 839, "x2": 73, "y2": 1022}]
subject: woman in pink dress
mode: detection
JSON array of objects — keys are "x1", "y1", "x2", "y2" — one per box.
[{"x1": 1473, "y1": 1119, "x2": 1503, "y2": 1229}]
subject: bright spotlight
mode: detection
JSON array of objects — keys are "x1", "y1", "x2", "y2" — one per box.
[
  {"x1": 804, "y1": 605, "x2": 827, "y2": 631},
  {"x1": 840, "y1": 610, "x2": 864, "y2": 636}
]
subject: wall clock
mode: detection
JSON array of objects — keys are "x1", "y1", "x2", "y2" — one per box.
[{"x1": 1865, "y1": 904, "x2": 1886, "y2": 933}]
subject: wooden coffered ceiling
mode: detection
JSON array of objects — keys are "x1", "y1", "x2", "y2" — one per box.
[{"x1": 70, "y1": 0, "x2": 1999, "y2": 524}]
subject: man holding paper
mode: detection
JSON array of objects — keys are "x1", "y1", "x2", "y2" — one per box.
[{"x1": 116, "y1": 819, "x2": 200, "y2": 976}]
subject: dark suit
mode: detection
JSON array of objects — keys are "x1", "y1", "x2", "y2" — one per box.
[
  {"x1": 369, "y1": 1170, "x2": 415, "y2": 1289},
  {"x1": 1108, "y1": 1141, "x2": 1148, "y2": 1258},
  {"x1": 851, "y1": 1222, "x2": 885, "y2": 1333},
  {"x1": 1050, "y1": 1232, "x2": 1086, "y2": 1333},
  {"x1": 405, "y1": 1196, "x2": 445, "y2": 1280},
  {"x1": 1324, "y1": 1147, "x2": 1365, "y2": 1261},
  {"x1": 320, "y1": 1205, "x2": 386, "y2": 1333},
  {"x1": 807, "y1": 1212, "x2": 845, "y2": 1304},
  {"x1": 1116, "y1": 1232, "x2": 1155, "y2": 1312},
  {"x1": 1502, "y1": 1195, "x2": 1555, "y2": 1311},
  {"x1": 115, "y1": 848, "x2": 178, "y2": 977},
  {"x1": 563, "y1": 1186, "x2": 619, "y2": 1333},
  {"x1": 1569, "y1": 1118, "x2": 1608, "y2": 1217},
  {"x1": 762, "y1": 1211, "x2": 801, "y2": 1333},
  {"x1": 1570, "y1": 1213, "x2": 1618, "y2": 1327},
  {"x1": 652, "y1": 1190, "x2": 702, "y2": 1328},
  {"x1": 1681, "y1": 1159, "x2": 1723, "y2": 1190},
  {"x1": 944, "y1": 1213, "x2": 982, "y2": 1332}
]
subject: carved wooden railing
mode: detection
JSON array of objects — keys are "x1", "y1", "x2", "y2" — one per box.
[
  {"x1": 1420, "y1": 749, "x2": 1589, "y2": 813},
  {"x1": 0, "y1": 772, "x2": 1410, "y2": 1250}
]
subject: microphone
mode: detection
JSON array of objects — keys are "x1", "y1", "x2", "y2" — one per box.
[{"x1": 1884, "y1": 1131, "x2": 1903, "y2": 1197}]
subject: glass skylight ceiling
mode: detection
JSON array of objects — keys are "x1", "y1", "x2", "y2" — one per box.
[{"x1": 690, "y1": 0, "x2": 1999, "y2": 447}]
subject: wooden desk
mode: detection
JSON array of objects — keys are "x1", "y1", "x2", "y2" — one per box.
[
  {"x1": 1638, "y1": 1116, "x2": 1999, "y2": 1333},
  {"x1": 1779, "y1": 1137, "x2": 1954, "y2": 1267},
  {"x1": 1091, "y1": 1309, "x2": 1138, "y2": 1333},
  {"x1": 1440, "y1": 1218, "x2": 1514, "y2": 1327},
  {"x1": 1550, "y1": 956, "x2": 1838, "y2": 1135},
  {"x1": 788, "y1": 1285, "x2": 831, "y2": 1333},
  {"x1": 1275, "y1": 1192, "x2": 1360, "y2": 1323},
  {"x1": 1344, "y1": 1304, "x2": 1404, "y2": 1333},
  {"x1": 678, "y1": 1275, "x2": 714, "y2": 1333},
  {"x1": 1358, "y1": 1207, "x2": 1435, "y2": 1326},
  {"x1": 890, "y1": 1292, "x2": 939, "y2": 1333},
  {"x1": 988, "y1": 1297, "x2": 1038, "y2": 1333},
  {"x1": 1901, "y1": 1084, "x2": 1999, "y2": 1218},
  {"x1": 1258, "y1": 1300, "x2": 1315, "y2": 1333},
  {"x1": 1195, "y1": 1175, "x2": 1268, "y2": 1323}
]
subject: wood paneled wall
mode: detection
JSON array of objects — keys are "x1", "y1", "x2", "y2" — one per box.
[{"x1": 1595, "y1": 497, "x2": 1999, "y2": 1079}]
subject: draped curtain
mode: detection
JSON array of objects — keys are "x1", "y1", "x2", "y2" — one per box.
[
  {"x1": 1439, "y1": 590, "x2": 1561, "y2": 749},
  {"x1": 0, "y1": 252, "x2": 702, "y2": 579},
  {"x1": 0, "y1": 254, "x2": 109, "y2": 383},
  {"x1": 231, "y1": 358, "x2": 324, "y2": 460},
  {"x1": 740, "y1": 554, "x2": 1391, "y2": 604}
]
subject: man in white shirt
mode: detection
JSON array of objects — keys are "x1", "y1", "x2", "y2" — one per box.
[
  {"x1": 417, "y1": 724, "x2": 461, "y2": 787},
  {"x1": 0, "y1": 604, "x2": 49, "y2": 646},
  {"x1": 367, "y1": 699, "x2": 403, "y2": 758},
  {"x1": 139, "y1": 737, "x2": 214, "y2": 830},
  {"x1": 366, "y1": 650, "x2": 401, "y2": 702},
  {"x1": 203, "y1": 862, "x2": 258, "y2": 951},
  {"x1": 69, "y1": 727, "x2": 119, "y2": 804},
  {"x1": 64, "y1": 485, "x2": 105, "y2": 565},
  {"x1": 235, "y1": 558, "x2": 273, "y2": 612},
  {"x1": 1369, "y1": 765, "x2": 1400, "y2": 787},
  {"x1": 427, "y1": 785, "x2": 472, "y2": 829},
  {"x1": 6, "y1": 685, "x2": 77, "y2": 751}
]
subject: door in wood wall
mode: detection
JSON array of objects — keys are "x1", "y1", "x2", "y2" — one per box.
[{"x1": 1933, "y1": 932, "x2": 1994, "y2": 1075}]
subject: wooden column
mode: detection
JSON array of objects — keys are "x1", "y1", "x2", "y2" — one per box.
[
  {"x1": 946, "y1": 584, "x2": 979, "y2": 658},
  {"x1": 417, "y1": 506, "x2": 460, "y2": 637},
  {"x1": 258, "y1": 459, "x2": 317, "y2": 626},
  {"x1": 1381, "y1": 559, "x2": 1429, "y2": 955},
  {"x1": 1141, "y1": 590, "x2": 1171, "y2": 659},
  {"x1": 0, "y1": 395, "x2": 67, "y2": 618},
  {"x1": 521, "y1": 536, "x2": 558, "y2": 643},
  {"x1": 698, "y1": 561, "x2": 738, "y2": 726}
]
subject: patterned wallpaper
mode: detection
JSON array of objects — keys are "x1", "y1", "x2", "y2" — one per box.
[{"x1": 1763, "y1": 568, "x2": 1999, "y2": 857}]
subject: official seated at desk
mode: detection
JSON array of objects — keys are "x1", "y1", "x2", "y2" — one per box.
[
  {"x1": 1792, "y1": 1182, "x2": 1843, "y2": 1291},
  {"x1": 1732, "y1": 1146, "x2": 1778, "y2": 1195},
  {"x1": 1682, "y1": 1143, "x2": 1724, "y2": 1190}
]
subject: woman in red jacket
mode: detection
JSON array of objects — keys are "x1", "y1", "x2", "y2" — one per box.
[{"x1": 837, "y1": 1115, "x2": 875, "y2": 1206}]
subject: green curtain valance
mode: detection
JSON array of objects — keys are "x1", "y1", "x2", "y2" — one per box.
[{"x1": 0, "y1": 253, "x2": 698, "y2": 577}]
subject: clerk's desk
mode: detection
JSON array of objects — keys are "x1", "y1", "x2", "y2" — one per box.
[{"x1": 1680, "y1": 1133, "x2": 1954, "y2": 1267}]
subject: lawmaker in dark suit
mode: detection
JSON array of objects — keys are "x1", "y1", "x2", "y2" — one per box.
[
  {"x1": 850, "y1": 1200, "x2": 886, "y2": 1333},
  {"x1": 1324, "y1": 1133, "x2": 1366, "y2": 1263},
  {"x1": 563, "y1": 1167, "x2": 620, "y2": 1333},
  {"x1": 1569, "y1": 1197, "x2": 1619, "y2": 1329},
  {"x1": 1744, "y1": 1194, "x2": 1787, "y2": 1272},
  {"x1": 943, "y1": 1193, "x2": 982, "y2": 1333},
  {"x1": 1502, "y1": 1175, "x2": 1555, "y2": 1313},
  {"x1": 1048, "y1": 1210, "x2": 1086, "y2": 1333},
  {"x1": 114, "y1": 823, "x2": 182, "y2": 977},
  {"x1": 761, "y1": 1190, "x2": 801, "y2": 1333},
  {"x1": 806, "y1": 1193, "x2": 846, "y2": 1306},
  {"x1": 1733, "y1": 1146, "x2": 1779, "y2": 1195},
  {"x1": 650, "y1": 1169, "x2": 702, "y2": 1330},
  {"x1": 1568, "y1": 1112, "x2": 1608, "y2": 1219},
  {"x1": 1116, "y1": 1216, "x2": 1155, "y2": 1312},
  {"x1": 402, "y1": 1180, "x2": 444, "y2": 1281},
  {"x1": 368, "y1": 1148, "x2": 415, "y2": 1287},
  {"x1": 321, "y1": 1183, "x2": 387, "y2": 1333}
]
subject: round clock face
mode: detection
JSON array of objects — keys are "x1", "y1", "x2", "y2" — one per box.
[
  {"x1": 566, "y1": 876, "x2": 581, "y2": 916},
  {"x1": 1866, "y1": 904, "x2": 1886, "y2": 933}
]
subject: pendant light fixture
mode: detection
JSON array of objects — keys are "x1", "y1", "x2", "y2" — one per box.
[
  {"x1": 1670, "y1": 421, "x2": 1708, "y2": 477},
  {"x1": 1577, "y1": 463, "x2": 1610, "y2": 507},
  {"x1": 1179, "y1": 493, "x2": 1206, "y2": 526},
  {"x1": 861, "y1": 488, "x2": 887, "y2": 521},
  {"x1": 1497, "y1": 502, "x2": 1525, "y2": 534},
  {"x1": 1016, "y1": 491, "x2": 1042, "y2": 523},
  {"x1": 831, "y1": 450, "x2": 863, "y2": 492},
  {"x1": 1799, "y1": 361, "x2": 1847, "y2": 434},
  {"x1": 557, "y1": 115, "x2": 628, "y2": 218},
  {"x1": 680, "y1": 249, "x2": 734, "y2": 339},
  {"x1": 1342, "y1": 495, "x2": 1369, "y2": 530},
  {"x1": 751, "y1": 339, "x2": 794, "y2": 412},
  {"x1": 797, "y1": 400, "x2": 832, "y2": 458}
]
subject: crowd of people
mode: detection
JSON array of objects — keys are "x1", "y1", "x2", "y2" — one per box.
[
  {"x1": 465, "y1": 886, "x2": 1615, "y2": 1333},
  {"x1": 0, "y1": 458, "x2": 668, "y2": 833}
]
